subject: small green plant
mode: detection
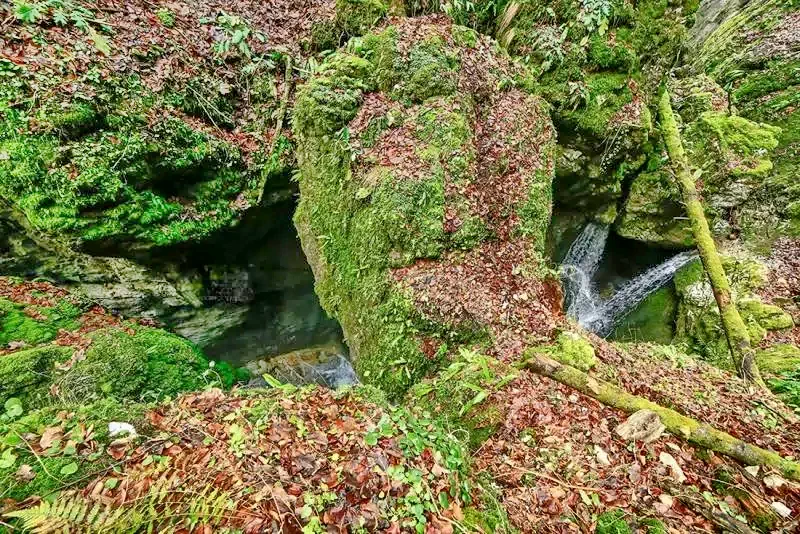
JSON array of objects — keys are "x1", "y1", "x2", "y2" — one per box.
[
  {"x1": 201, "y1": 12, "x2": 266, "y2": 59},
  {"x1": 155, "y1": 7, "x2": 175, "y2": 28},
  {"x1": 580, "y1": 0, "x2": 612, "y2": 35},
  {"x1": 12, "y1": 0, "x2": 112, "y2": 54}
]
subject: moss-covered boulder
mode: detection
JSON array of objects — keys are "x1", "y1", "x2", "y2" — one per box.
[
  {"x1": 0, "y1": 278, "x2": 234, "y2": 409},
  {"x1": 674, "y1": 256, "x2": 794, "y2": 368},
  {"x1": 293, "y1": 18, "x2": 558, "y2": 396},
  {"x1": 616, "y1": 169, "x2": 693, "y2": 247},
  {"x1": 758, "y1": 344, "x2": 800, "y2": 376},
  {"x1": 0, "y1": 325, "x2": 226, "y2": 408},
  {"x1": 617, "y1": 108, "x2": 780, "y2": 247}
]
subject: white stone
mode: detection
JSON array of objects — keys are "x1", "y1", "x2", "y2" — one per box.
[{"x1": 108, "y1": 422, "x2": 137, "y2": 438}]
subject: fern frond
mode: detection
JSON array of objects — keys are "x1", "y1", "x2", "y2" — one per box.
[{"x1": 497, "y1": 1, "x2": 520, "y2": 48}]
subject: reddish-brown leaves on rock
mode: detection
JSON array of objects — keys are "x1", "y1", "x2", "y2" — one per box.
[{"x1": 394, "y1": 240, "x2": 560, "y2": 360}]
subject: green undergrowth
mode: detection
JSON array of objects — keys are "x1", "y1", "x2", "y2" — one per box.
[
  {"x1": 0, "y1": 325, "x2": 234, "y2": 409},
  {"x1": 758, "y1": 344, "x2": 800, "y2": 410},
  {"x1": 408, "y1": 349, "x2": 518, "y2": 449},
  {"x1": 595, "y1": 508, "x2": 666, "y2": 534},
  {"x1": 0, "y1": 69, "x2": 291, "y2": 254},
  {"x1": 0, "y1": 397, "x2": 150, "y2": 501},
  {"x1": 311, "y1": 0, "x2": 390, "y2": 50}
]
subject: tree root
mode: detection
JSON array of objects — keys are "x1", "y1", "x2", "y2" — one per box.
[
  {"x1": 257, "y1": 54, "x2": 293, "y2": 205},
  {"x1": 522, "y1": 354, "x2": 800, "y2": 481}
]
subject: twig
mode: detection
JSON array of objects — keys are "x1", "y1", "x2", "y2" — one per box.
[
  {"x1": 12, "y1": 430, "x2": 63, "y2": 484},
  {"x1": 492, "y1": 466, "x2": 601, "y2": 492}
]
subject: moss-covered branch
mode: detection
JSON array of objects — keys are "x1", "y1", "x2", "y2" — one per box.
[
  {"x1": 523, "y1": 354, "x2": 800, "y2": 480},
  {"x1": 657, "y1": 88, "x2": 765, "y2": 387}
]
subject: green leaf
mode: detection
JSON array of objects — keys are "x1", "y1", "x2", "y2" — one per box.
[
  {"x1": 364, "y1": 432, "x2": 378, "y2": 446},
  {"x1": 0, "y1": 449, "x2": 18, "y2": 469},
  {"x1": 4, "y1": 397, "x2": 23, "y2": 418},
  {"x1": 60, "y1": 462, "x2": 79, "y2": 476},
  {"x1": 262, "y1": 373, "x2": 283, "y2": 388},
  {"x1": 14, "y1": 1, "x2": 44, "y2": 24},
  {"x1": 438, "y1": 491, "x2": 450, "y2": 509},
  {"x1": 104, "y1": 478, "x2": 119, "y2": 489},
  {"x1": 88, "y1": 27, "x2": 112, "y2": 56}
]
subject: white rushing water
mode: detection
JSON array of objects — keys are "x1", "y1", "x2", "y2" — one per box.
[{"x1": 560, "y1": 223, "x2": 697, "y2": 337}]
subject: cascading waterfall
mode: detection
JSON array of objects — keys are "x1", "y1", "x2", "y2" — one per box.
[
  {"x1": 560, "y1": 223, "x2": 697, "y2": 337},
  {"x1": 561, "y1": 222, "x2": 610, "y2": 320}
]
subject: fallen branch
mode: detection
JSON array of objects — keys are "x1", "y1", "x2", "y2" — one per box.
[
  {"x1": 522, "y1": 354, "x2": 800, "y2": 481},
  {"x1": 657, "y1": 88, "x2": 765, "y2": 388}
]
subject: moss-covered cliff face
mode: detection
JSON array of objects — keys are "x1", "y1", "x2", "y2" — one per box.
[
  {"x1": 689, "y1": 0, "x2": 800, "y2": 249},
  {"x1": 293, "y1": 17, "x2": 559, "y2": 396}
]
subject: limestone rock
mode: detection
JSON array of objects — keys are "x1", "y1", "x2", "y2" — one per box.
[
  {"x1": 616, "y1": 409, "x2": 666, "y2": 443},
  {"x1": 294, "y1": 18, "x2": 558, "y2": 395}
]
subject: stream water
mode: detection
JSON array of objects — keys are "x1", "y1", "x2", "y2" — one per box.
[{"x1": 561, "y1": 223, "x2": 696, "y2": 336}]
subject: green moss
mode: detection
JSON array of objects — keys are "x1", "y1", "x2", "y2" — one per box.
[
  {"x1": 596, "y1": 509, "x2": 632, "y2": 534},
  {"x1": 394, "y1": 36, "x2": 460, "y2": 103},
  {"x1": 611, "y1": 285, "x2": 678, "y2": 344},
  {"x1": 461, "y1": 474, "x2": 515, "y2": 533},
  {"x1": 0, "y1": 298, "x2": 82, "y2": 348},
  {"x1": 1, "y1": 323, "x2": 225, "y2": 410},
  {"x1": 37, "y1": 100, "x2": 101, "y2": 138},
  {"x1": 531, "y1": 332, "x2": 597, "y2": 372},
  {"x1": 0, "y1": 345, "x2": 73, "y2": 406},
  {"x1": 335, "y1": 0, "x2": 388, "y2": 38},
  {"x1": 674, "y1": 256, "x2": 782, "y2": 369},
  {"x1": 60, "y1": 326, "x2": 216, "y2": 403},
  {"x1": 155, "y1": 8, "x2": 176, "y2": 27},
  {"x1": 757, "y1": 344, "x2": 800, "y2": 375},
  {"x1": 0, "y1": 79, "x2": 266, "y2": 251},
  {"x1": 588, "y1": 34, "x2": 637, "y2": 72},
  {"x1": 558, "y1": 73, "x2": 634, "y2": 137},
  {"x1": 451, "y1": 25, "x2": 479, "y2": 48},
  {"x1": 0, "y1": 398, "x2": 149, "y2": 500},
  {"x1": 738, "y1": 298, "x2": 794, "y2": 331}
]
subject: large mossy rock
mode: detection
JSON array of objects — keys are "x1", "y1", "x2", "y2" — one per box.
[
  {"x1": 689, "y1": 0, "x2": 800, "y2": 247},
  {"x1": 293, "y1": 18, "x2": 559, "y2": 396},
  {"x1": 616, "y1": 104, "x2": 781, "y2": 247},
  {"x1": 674, "y1": 256, "x2": 794, "y2": 367},
  {"x1": 0, "y1": 278, "x2": 232, "y2": 409}
]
